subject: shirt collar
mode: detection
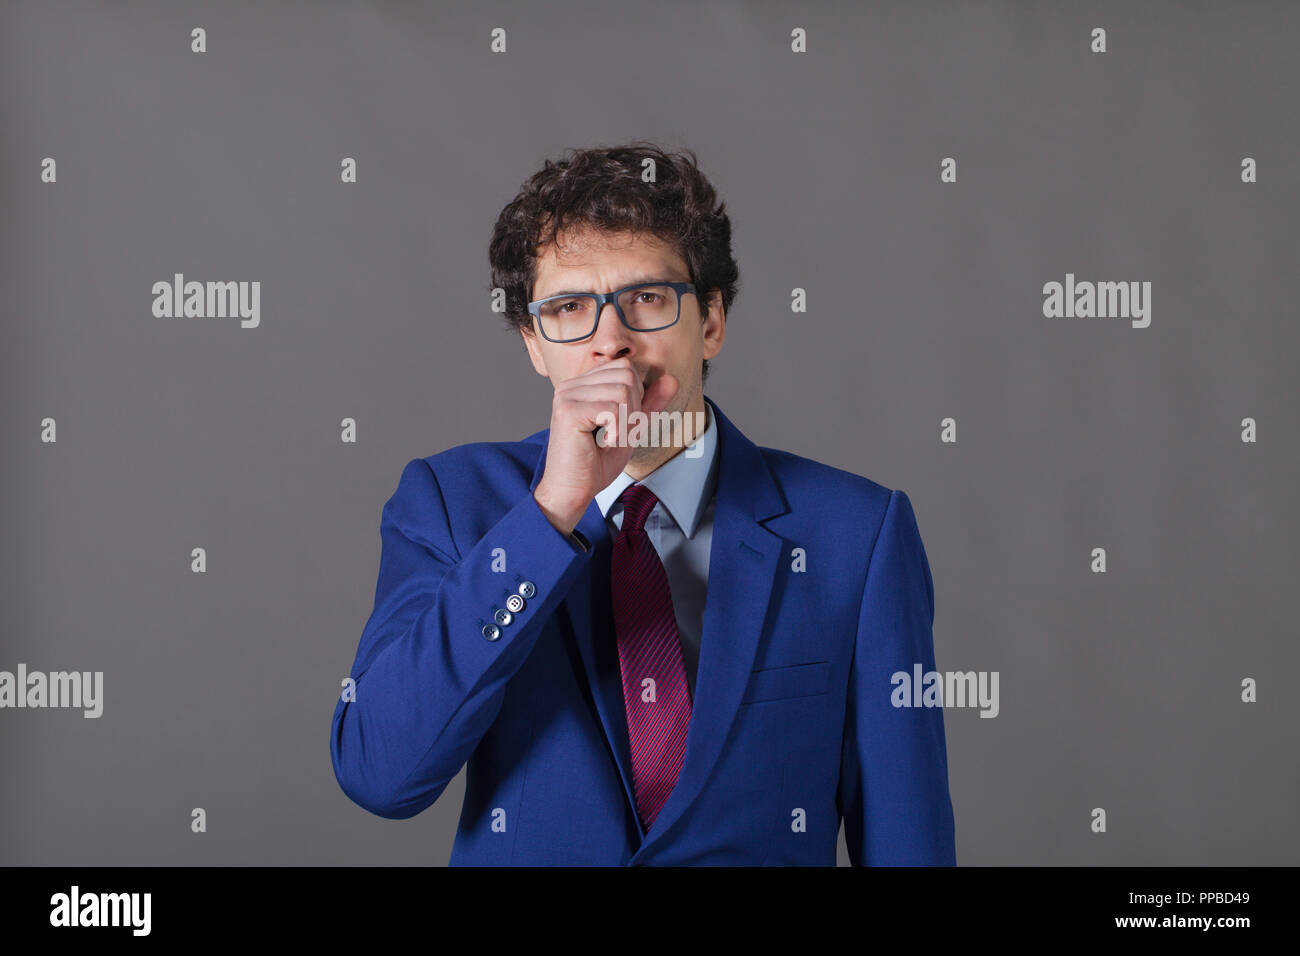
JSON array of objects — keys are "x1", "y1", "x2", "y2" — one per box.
[{"x1": 594, "y1": 402, "x2": 719, "y2": 538}]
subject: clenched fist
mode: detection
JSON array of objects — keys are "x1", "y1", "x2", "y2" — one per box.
[{"x1": 533, "y1": 357, "x2": 679, "y2": 535}]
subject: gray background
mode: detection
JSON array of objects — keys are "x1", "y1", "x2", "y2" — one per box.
[{"x1": 2, "y1": 0, "x2": 1296, "y2": 865}]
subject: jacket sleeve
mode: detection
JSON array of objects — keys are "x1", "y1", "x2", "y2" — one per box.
[
  {"x1": 330, "y1": 457, "x2": 595, "y2": 819},
  {"x1": 836, "y1": 488, "x2": 957, "y2": 865}
]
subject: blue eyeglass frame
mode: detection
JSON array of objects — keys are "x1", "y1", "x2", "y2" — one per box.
[{"x1": 526, "y1": 280, "x2": 697, "y2": 343}]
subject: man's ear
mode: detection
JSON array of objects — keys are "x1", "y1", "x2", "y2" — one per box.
[
  {"x1": 701, "y1": 289, "x2": 726, "y2": 360},
  {"x1": 520, "y1": 326, "x2": 550, "y2": 377}
]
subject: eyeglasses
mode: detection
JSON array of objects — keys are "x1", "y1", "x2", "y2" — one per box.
[{"x1": 527, "y1": 280, "x2": 697, "y2": 343}]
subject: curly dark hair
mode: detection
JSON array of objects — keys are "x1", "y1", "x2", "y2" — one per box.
[{"x1": 487, "y1": 141, "x2": 739, "y2": 383}]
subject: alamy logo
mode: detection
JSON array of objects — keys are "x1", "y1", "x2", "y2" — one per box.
[
  {"x1": 593, "y1": 407, "x2": 707, "y2": 458},
  {"x1": 50, "y1": 885, "x2": 151, "y2": 936},
  {"x1": 0, "y1": 664, "x2": 103, "y2": 718},
  {"x1": 1042, "y1": 273, "x2": 1151, "y2": 328},
  {"x1": 892, "y1": 663, "x2": 999, "y2": 718},
  {"x1": 151, "y1": 273, "x2": 260, "y2": 328}
]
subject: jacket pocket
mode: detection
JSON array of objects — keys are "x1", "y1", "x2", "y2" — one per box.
[{"x1": 742, "y1": 661, "x2": 831, "y2": 704}]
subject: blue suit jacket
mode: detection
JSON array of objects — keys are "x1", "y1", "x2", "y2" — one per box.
[{"x1": 331, "y1": 396, "x2": 956, "y2": 865}]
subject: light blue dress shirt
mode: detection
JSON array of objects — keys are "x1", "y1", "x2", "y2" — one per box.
[{"x1": 594, "y1": 402, "x2": 719, "y2": 700}]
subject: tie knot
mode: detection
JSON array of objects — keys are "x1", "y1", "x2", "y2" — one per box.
[{"x1": 617, "y1": 484, "x2": 659, "y2": 533}]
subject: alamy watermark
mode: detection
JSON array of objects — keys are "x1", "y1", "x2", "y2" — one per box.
[
  {"x1": 892, "y1": 663, "x2": 999, "y2": 718},
  {"x1": 0, "y1": 664, "x2": 103, "y2": 718},
  {"x1": 151, "y1": 273, "x2": 260, "y2": 328},
  {"x1": 594, "y1": 407, "x2": 707, "y2": 458},
  {"x1": 1042, "y1": 272, "x2": 1151, "y2": 328},
  {"x1": 50, "y1": 886, "x2": 150, "y2": 936}
]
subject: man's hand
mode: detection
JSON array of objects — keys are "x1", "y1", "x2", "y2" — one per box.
[{"x1": 533, "y1": 357, "x2": 679, "y2": 535}]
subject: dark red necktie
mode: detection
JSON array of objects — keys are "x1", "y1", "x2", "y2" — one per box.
[{"x1": 610, "y1": 483, "x2": 693, "y2": 830}]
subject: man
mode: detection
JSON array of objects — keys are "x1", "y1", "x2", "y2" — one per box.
[{"x1": 330, "y1": 142, "x2": 956, "y2": 865}]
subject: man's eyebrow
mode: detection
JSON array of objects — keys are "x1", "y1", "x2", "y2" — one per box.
[{"x1": 534, "y1": 275, "x2": 681, "y2": 299}]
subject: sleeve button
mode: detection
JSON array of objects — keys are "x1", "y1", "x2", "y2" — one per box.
[
  {"x1": 481, "y1": 623, "x2": 501, "y2": 641},
  {"x1": 493, "y1": 608, "x2": 513, "y2": 627}
]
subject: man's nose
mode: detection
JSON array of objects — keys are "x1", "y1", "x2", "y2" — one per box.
[{"x1": 590, "y1": 300, "x2": 634, "y2": 354}]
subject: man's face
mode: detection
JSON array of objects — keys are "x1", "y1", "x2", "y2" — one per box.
[{"x1": 520, "y1": 227, "x2": 725, "y2": 430}]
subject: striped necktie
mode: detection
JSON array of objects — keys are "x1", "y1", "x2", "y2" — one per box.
[{"x1": 611, "y1": 483, "x2": 693, "y2": 830}]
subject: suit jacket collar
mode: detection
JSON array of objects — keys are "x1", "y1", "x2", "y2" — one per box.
[{"x1": 527, "y1": 395, "x2": 789, "y2": 859}]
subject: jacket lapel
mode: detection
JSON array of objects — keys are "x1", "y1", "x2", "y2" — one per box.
[{"x1": 631, "y1": 397, "x2": 788, "y2": 858}]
